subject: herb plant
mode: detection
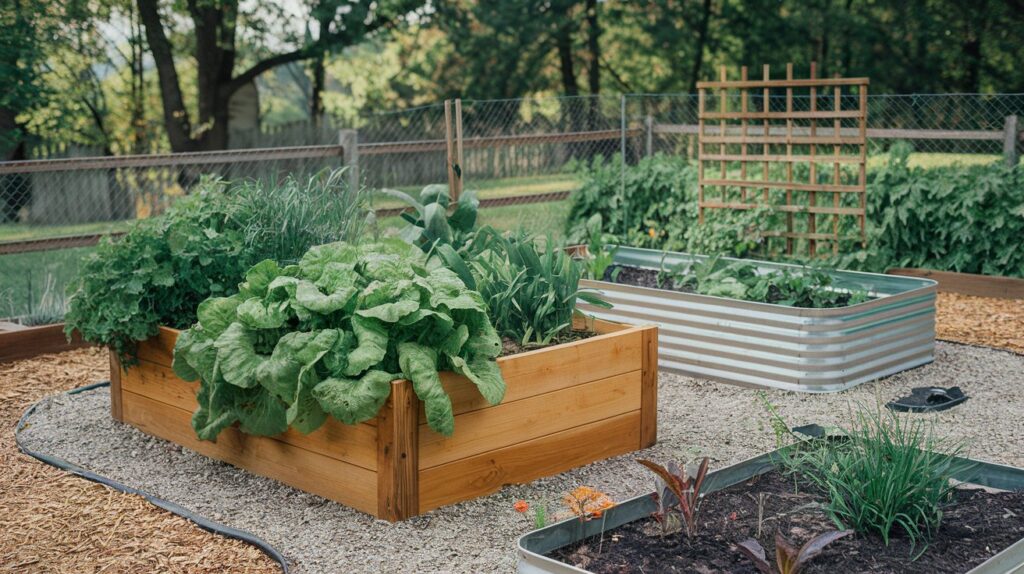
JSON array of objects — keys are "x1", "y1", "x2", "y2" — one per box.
[
  {"x1": 65, "y1": 182, "x2": 253, "y2": 361},
  {"x1": 781, "y1": 408, "x2": 971, "y2": 555},
  {"x1": 737, "y1": 530, "x2": 853, "y2": 574},
  {"x1": 65, "y1": 171, "x2": 367, "y2": 362},
  {"x1": 638, "y1": 457, "x2": 710, "y2": 539},
  {"x1": 468, "y1": 229, "x2": 610, "y2": 346},
  {"x1": 234, "y1": 168, "x2": 369, "y2": 264},
  {"x1": 173, "y1": 240, "x2": 505, "y2": 440}
]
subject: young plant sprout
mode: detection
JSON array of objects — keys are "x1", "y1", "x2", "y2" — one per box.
[
  {"x1": 736, "y1": 530, "x2": 852, "y2": 574},
  {"x1": 638, "y1": 457, "x2": 710, "y2": 539}
]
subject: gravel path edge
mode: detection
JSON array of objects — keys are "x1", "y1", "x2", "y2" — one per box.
[{"x1": 14, "y1": 380, "x2": 293, "y2": 574}]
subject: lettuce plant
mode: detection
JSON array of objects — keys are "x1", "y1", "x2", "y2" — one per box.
[{"x1": 172, "y1": 239, "x2": 505, "y2": 441}]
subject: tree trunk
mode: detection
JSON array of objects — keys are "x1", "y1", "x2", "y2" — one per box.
[
  {"x1": 137, "y1": 0, "x2": 196, "y2": 152},
  {"x1": 687, "y1": 0, "x2": 714, "y2": 94},
  {"x1": 311, "y1": 52, "x2": 326, "y2": 127},
  {"x1": 585, "y1": 0, "x2": 602, "y2": 158},
  {"x1": 555, "y1": 19, "x2": 579, "y2": 97},
  {"x1": 961, "y1": 1, "x2": 988, "y2": 93}
]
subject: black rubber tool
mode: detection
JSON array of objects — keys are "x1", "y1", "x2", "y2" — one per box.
[{"x1": 887, "y1": 386, "x2": 968, "y2": 413}]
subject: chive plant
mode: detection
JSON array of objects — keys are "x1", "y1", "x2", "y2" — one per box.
[
  {"x1": 234, "y1": 167, "x2": 369, "y2": 264},
  {"x1": 784, "y1": 407, "x2": 971, "y2": 556}
]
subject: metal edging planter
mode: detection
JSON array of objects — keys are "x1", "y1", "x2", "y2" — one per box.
[
  {"x1": 578, "y1": 246, "x2": 938, "y2": 392},
  {"x1": 516, "y1": 448, "x2": 1024, "y2": 574}
]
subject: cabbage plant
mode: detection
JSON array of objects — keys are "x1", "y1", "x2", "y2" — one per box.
[{"x1": 172, "y1": 239, "x2": 505, "y2": 441}]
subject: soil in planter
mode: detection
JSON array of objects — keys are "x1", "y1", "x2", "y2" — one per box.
[
  {"x1": 500, "y1": 329, "x2": 597, "y2": 357},
  {"x1": 603, "y1": 265, "x2": 863, "y2": 307},
  {"x1": 549, "y1": 470, "x2": 1024, "y2": 574}
]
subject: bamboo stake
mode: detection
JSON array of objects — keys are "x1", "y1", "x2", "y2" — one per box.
[
  {"x1": 444, "y1": 100, "x2": 456, "y2": 201},
  {"x1": 454, "y1": 98, "x2": 464, "y2": 201}
]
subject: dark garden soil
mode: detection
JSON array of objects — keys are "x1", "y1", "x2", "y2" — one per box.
[
  {"x1": 603, "y1": 264, "x2": 696, "y2": 293},
  {"x1": 500, "y1": 329, "x2": 597, "y2": 356},
  {"x1": 550, "y1": 470, "x2": 1024, "y2": 574}
]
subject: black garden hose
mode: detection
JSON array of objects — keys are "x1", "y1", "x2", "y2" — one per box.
[{"x1": 14, "y1": 381, "x2": 291, "y2": 574}]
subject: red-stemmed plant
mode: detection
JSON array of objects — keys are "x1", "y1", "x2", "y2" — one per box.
[
  {"x1": 736, "y1": 530, "x2": 853, "y2": 574},
  {"x1": 637, "y1": 457, "x2": 710, "y2": 539}
]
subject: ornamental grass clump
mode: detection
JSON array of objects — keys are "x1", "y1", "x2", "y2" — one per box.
[
  {"x1": 172, "y1": 240, "x2": 505, "y2": 441},
  {"x1": 783, "y1": 408, "x2": 970, "y2": 555}
]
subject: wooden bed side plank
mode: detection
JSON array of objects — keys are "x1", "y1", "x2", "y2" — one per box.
[
  {"x1": 377, "y1": 380, "x2": 419, "y2": 521},
  {"x1": 109, "y1": 351, "x2": 124, "y2": 422},
  {"x1": 121, "y1": 390, "x2": 378, "y2": 515},
  {"x1": 0, "y1": 323, "x2": 90, "y2": 363},
  {"x1": 886, "y1": 268, "x2": 1024, "y2": 299},
  {"x1": 419, "y1": 369, "x2": 641, "y2": 469},
  {"x1": 640, "y1": 325, "x2": 659, "y2": 448},
  {"x1": 422, "y1": 328, "x2": 644, "y2": 422},
  {"x1": 121, "y1": 359, "x2": 378, "y2": 470},
  {"x1": 418, "y1": 411, "x2": 642, "y2": 513},
  {"x1": 135, "y1": 326, "x2": 180, "y2": 365}
]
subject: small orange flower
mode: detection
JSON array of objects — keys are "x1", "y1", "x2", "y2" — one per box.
[
  {"x1": 562, "y1": 486, "x2": 615, "y2": 520},
  {"x1": 648, "y1": 227, "x2": 657, "y2": 238},
  {"x1": 514, "y1": 500, "x2": 530, "y2": 513}
]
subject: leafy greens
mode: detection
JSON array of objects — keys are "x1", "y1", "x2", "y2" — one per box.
[{"x1": 173, "y1": 240, "x2": 506, "y2": 441}]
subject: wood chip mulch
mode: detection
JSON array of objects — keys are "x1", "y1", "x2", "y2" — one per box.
[
  {"x1": 936, "y1": 292, "x2": 1024, "y2": 354},
  {"x1": 0, "y1": 347, "x2": 283, "y2": 574}
]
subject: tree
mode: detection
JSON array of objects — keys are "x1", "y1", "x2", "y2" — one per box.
[{"x1": 136, "y1": 0, "x2": 423, "y2": 152}]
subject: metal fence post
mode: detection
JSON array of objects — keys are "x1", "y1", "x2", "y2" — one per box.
[
  {"x1": 1004, "y1": 115, "x2": 1019, "y2": 167},
  {"x1": 618, "y1": 94, "x2": 626, "y2": 235},
  {"x1": 339, "y1": 129, "x2": 359, "y2": 190},
  {"x1": 644, "y1": 115, "x2": 654, "y2": 157}
]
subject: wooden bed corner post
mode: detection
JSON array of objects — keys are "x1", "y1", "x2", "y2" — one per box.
[
  {"x1": 377, "y1": 379, "x2": 420, "y2": 521},
  {"x1": 640, "y1": 326, "x2": 658, "y2": 449},
  {"x1": 109, "y1": 350, "x2": 124, "y2": 422}
]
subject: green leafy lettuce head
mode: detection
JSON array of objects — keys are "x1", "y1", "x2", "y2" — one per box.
[{"x1": 173, "y1": 239, "x2": 506, "y2": 441}]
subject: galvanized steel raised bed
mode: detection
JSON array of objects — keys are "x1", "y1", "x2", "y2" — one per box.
[
  {"x1": 578, "y1": 246, "x2": 937, "y2": 392},
  {"x1": 516, "y1": 450, "x2": 1024, "y2": 574}
]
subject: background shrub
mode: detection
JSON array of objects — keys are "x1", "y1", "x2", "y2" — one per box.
[{"x1": 572, "y1": 147, "x2": 1024, "y2": 277}]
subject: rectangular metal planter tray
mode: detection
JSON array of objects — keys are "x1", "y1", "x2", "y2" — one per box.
[
  {"x1": 578, "y1": 246, "x2": 938, "y2": 392},
  {"x1": 517, "y1": 449, "x2": 1024, "y2": 574}
]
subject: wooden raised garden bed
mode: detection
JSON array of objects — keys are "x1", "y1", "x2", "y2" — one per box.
[
  {"x1": 0, "y1": 322, "x2": 90, "y2": 363},
  {"x1": 110, "y1": 319, "x2": 658, "y2": 521}
]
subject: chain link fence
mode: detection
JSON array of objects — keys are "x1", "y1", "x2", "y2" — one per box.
[
  {"x1": 1, "y1": 92, "x2": 1021, "y2": 319},
  {"x1": 0, "y1": 146, "x2": 351, "y2": 320},
  {"x1": 628, "y1": 93, "x2": 1024, "y2": 159}
]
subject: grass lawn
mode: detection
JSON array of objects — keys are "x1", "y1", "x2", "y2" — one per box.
[
  {"x1": 371, "y1": 172, "x2": 580, "y2": 210},
  {"x1": 0, "y1": 247, "x2": 92, "y2": 319},
  {"x1": 0, "y1": 220, "x2": 130, "y2": 243}
]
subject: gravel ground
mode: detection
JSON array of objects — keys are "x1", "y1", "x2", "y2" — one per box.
[{"x1": 17, "y1": 341, "x2": 1024, "y2": 574}]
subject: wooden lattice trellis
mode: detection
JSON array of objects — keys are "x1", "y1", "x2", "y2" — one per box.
[{"x1": 696, "y1": 63, "x2": 869, "y2": 256}]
